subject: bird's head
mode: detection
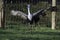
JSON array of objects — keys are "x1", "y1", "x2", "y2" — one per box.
[{"x1": 27, "y1": 4, "x2": 30, "y2": 8}]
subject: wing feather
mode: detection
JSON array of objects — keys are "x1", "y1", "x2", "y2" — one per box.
[
  {"x1": 33, "y1": 9, "x2": 43, "y2": 16},
  {"x1": 33, "y1": 7, "x2": 51, "y2": 16},
  {"x1": 11, "y1": 10, "x2": 27, "y2": 20}
]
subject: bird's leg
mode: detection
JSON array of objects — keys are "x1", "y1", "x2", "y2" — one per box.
[
  {"x1": 30, "y1": 22, "x2": 33, "y2": 31},
  {"x1": 28, "y1": 22, "x2": 32, "y2": 32},
  {"x1": 34, "y1": 22, "x2": 37, "y2": 27},
  {"x1": 28, "y1": 23, "x2": 31, "y2": 26},
  {"x1": 33, "y1": 23, "x2": 37, "y2": 31},
  {"x1": 31, "y1": 21, "x2": 36, "y2": 31},
  {"x1": 28, "y1": 23, "x2": 30, "y2": 31},
  {"x1": 35, "y1": 21, "x2": 39, "y2": 26},
  {"x1": 33, "y1": 23, "x2": 35, "y2": 31}
]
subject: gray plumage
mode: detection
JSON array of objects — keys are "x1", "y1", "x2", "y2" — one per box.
[{"x1": 11, "y1": 4, "x2": 51, "y2": 24}]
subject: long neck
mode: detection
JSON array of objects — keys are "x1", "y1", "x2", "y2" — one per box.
[{"x1": 28, "y1": 6, "x2": 30, "y2": 15}]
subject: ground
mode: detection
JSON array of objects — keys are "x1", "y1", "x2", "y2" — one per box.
[
  {"x1": 0, "y1": 0, "x2": 60, "y2": 40},
  {"x1": 0, "y1": 25, "x2": 60, "y2": 40}
]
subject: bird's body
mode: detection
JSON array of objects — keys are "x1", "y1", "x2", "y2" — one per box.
[
  {"x1": 28, "y1": 14, "x2": 32, "y2": 21},
  {"x1": 11, "y1": 4, "x2": 51, "y2": 24}
]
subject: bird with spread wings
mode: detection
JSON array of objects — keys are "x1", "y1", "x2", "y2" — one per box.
[{"x1": 11, "y1": 4, "x2": 51, "y2": 24}]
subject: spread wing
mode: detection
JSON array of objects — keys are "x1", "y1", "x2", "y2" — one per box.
[
  {"x1": 33, "y1": 7, "x2": 51, "y2": 16},
  {"x1": 11, "y1": 10, "x2": 28, "y2": 20}
]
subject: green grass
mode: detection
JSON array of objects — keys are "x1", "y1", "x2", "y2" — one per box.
[
  {"x1": 0, "y1": 1, "x2": 60, "y2": 40},
  {"x1": 0, "y1": 25, "x2": 60, "y2": 40}
]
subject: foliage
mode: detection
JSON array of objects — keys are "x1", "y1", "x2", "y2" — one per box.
[
  {"x1": 0, "y1": 26, "x2": 60, "y2": 40},
  {"x1": 4, "y1": 2, "x2": 52, "y2": 27}
]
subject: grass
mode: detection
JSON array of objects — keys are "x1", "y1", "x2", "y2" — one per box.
[
  {"x1": 0, "y1": 24, "x2": 60, "y2": 40},
  {"x1": 0, "y1": 1, "x2": 60, "y2": 40},
  {"x1": 0, "y1": 19, "x2": 58, "y2": 40}
]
